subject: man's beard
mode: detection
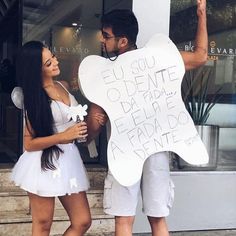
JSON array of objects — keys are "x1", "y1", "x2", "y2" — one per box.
[{"x1": 103, "y1": 44, "x2": 119, "y2": 61}]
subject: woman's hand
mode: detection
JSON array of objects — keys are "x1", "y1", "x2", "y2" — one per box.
[
  {"x1": 59, "y1": 122, "x2": 88, "y2": 144},
  {"x1": 93, "y1": 113, "x2": 108, "y2": 126}
]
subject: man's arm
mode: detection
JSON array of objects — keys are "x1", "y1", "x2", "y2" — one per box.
[{"x1": 180, "y1": 0, "x2": 208, "y2": 71}]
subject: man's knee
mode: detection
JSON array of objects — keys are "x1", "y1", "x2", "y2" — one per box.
[
  {"x1": 115, "y1": 216, "x2": 135, "y2": 226},
  {"x1": 115, "y1": 216, "x2": 135, "y2": 236},
  {"x1": 148, "y1": 216, "x2": 169, "y2": 235},
  {"x1": 148, "y1": 216, "x2": 166, "y2": 225}
]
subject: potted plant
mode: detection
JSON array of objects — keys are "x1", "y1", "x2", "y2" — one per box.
[{"x1": 174, "y1": 66, "x2": 222, "y2": 170}]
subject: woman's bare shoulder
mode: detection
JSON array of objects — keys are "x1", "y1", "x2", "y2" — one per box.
[{"x1": 58, "y1": 80, "x2": 70, "y2": 90}]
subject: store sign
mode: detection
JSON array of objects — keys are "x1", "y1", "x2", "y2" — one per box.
[
  {"x1": 183, "y1": 40, "x2": 236, "y2": 61},
  {"x1": 79, "y1": 34, "x2": 209, "y2": 186},
  {"x1": 52, "y1": 46, "x2": 89, "y2": 55},
  {"x1": 50, "y1": 27, "x2": 90, "y2": 56},
  {"x1": 209, "y1": 41, "x2": 236, "y2": 56}
]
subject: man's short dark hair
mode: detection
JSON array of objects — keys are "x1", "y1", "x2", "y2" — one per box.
[{"x1": 101, "y1": 9, "x2": 139, "y2": 46}]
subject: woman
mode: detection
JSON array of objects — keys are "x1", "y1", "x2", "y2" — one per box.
[{"x1": 11, "y1": 41, "x2": 93, "y2": 236}]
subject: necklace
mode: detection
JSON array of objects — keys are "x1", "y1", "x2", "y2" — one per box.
[{"x1": 43, "y1": 84, "x2": 61, "y2": 101}]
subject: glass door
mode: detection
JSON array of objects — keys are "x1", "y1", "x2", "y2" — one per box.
[{"x1": 0, "y1": 0, "x2": 22, "y2": 165}]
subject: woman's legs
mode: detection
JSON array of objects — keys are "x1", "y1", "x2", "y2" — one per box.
[
  {"x1": 28, "y1": 192, "x2": 55, "y2": 236},
  {"x1": 59, "y1": 191, "x2": 91, "y2": 236}
]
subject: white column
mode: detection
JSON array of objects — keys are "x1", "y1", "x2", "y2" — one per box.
[
  {"x1": 132, "y1": 0, "x2": 171, "y2": 48},
  {"x1": 132, "y1": 0, "x2": 171, "y2": 231}
]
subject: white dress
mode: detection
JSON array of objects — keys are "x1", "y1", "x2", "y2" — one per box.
[{"x1": 11, "y1": 84, "x2": 90, "y2": 197}]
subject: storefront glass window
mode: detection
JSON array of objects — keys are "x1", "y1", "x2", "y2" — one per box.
[
  {"x1": 170, "y1": 0, "x2": 236, "y2": 171},
  {"x1": 22, "y1": 0, "x2": 132, "y2": 164},
  {"x1": 0, "y1": 1, "x2": 22, "y2": 165}
]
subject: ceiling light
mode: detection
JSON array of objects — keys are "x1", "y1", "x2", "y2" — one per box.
[{"x1": 72, "y1": 23, "x2": 78, "y2": 26}]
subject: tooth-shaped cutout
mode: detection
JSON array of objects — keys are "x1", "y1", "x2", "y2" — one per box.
[{"x1": 79, "y1": 34, "x2": 209, "y2": 186}]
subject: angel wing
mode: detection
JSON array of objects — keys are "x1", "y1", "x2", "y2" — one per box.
[{"x1": 11, "y1": 87, "x2": 24, "y2": 109}]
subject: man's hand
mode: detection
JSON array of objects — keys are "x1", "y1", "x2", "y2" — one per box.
[
  {"x1": 197, "y1": 0, "x2": 206, "y2": 17},
  {"x1": 86, "y1": 103, "x2": 107, "y2": 143},
  {"x1": 93, "y1": 113, "x2": 108, "y2": 126}
]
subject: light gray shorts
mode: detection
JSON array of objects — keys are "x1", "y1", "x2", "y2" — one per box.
[{"x1": 103, "y1": 152, "x2": 175, "y2": 217}]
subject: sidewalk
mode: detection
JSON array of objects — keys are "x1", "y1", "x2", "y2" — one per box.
[{"x1": 134, "y1": 230, "x2": 236, "y2": 236}]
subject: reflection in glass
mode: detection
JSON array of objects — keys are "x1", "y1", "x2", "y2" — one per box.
[
  {"x1": 170, "y1": 0, "x2": 236, "y2": 171},
  {"x1": 0, "y1": 1, "x2": 22, "y2": 165},
  {"x1": 22, "y1": 0, "x2": 132, "y2": 164}
]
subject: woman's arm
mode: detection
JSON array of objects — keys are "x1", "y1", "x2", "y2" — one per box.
[{"x1": 24, "y1": 120, "x2": 87, "y2": 151}]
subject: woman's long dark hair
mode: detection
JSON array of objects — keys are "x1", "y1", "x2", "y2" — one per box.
[{"x1": 18, "y1": 41, "x2": 63, "y2": 171}]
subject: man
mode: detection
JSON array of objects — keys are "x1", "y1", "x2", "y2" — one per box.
[{"x1": 88, "y1": 1, "x2": 207, "y2": 235}]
